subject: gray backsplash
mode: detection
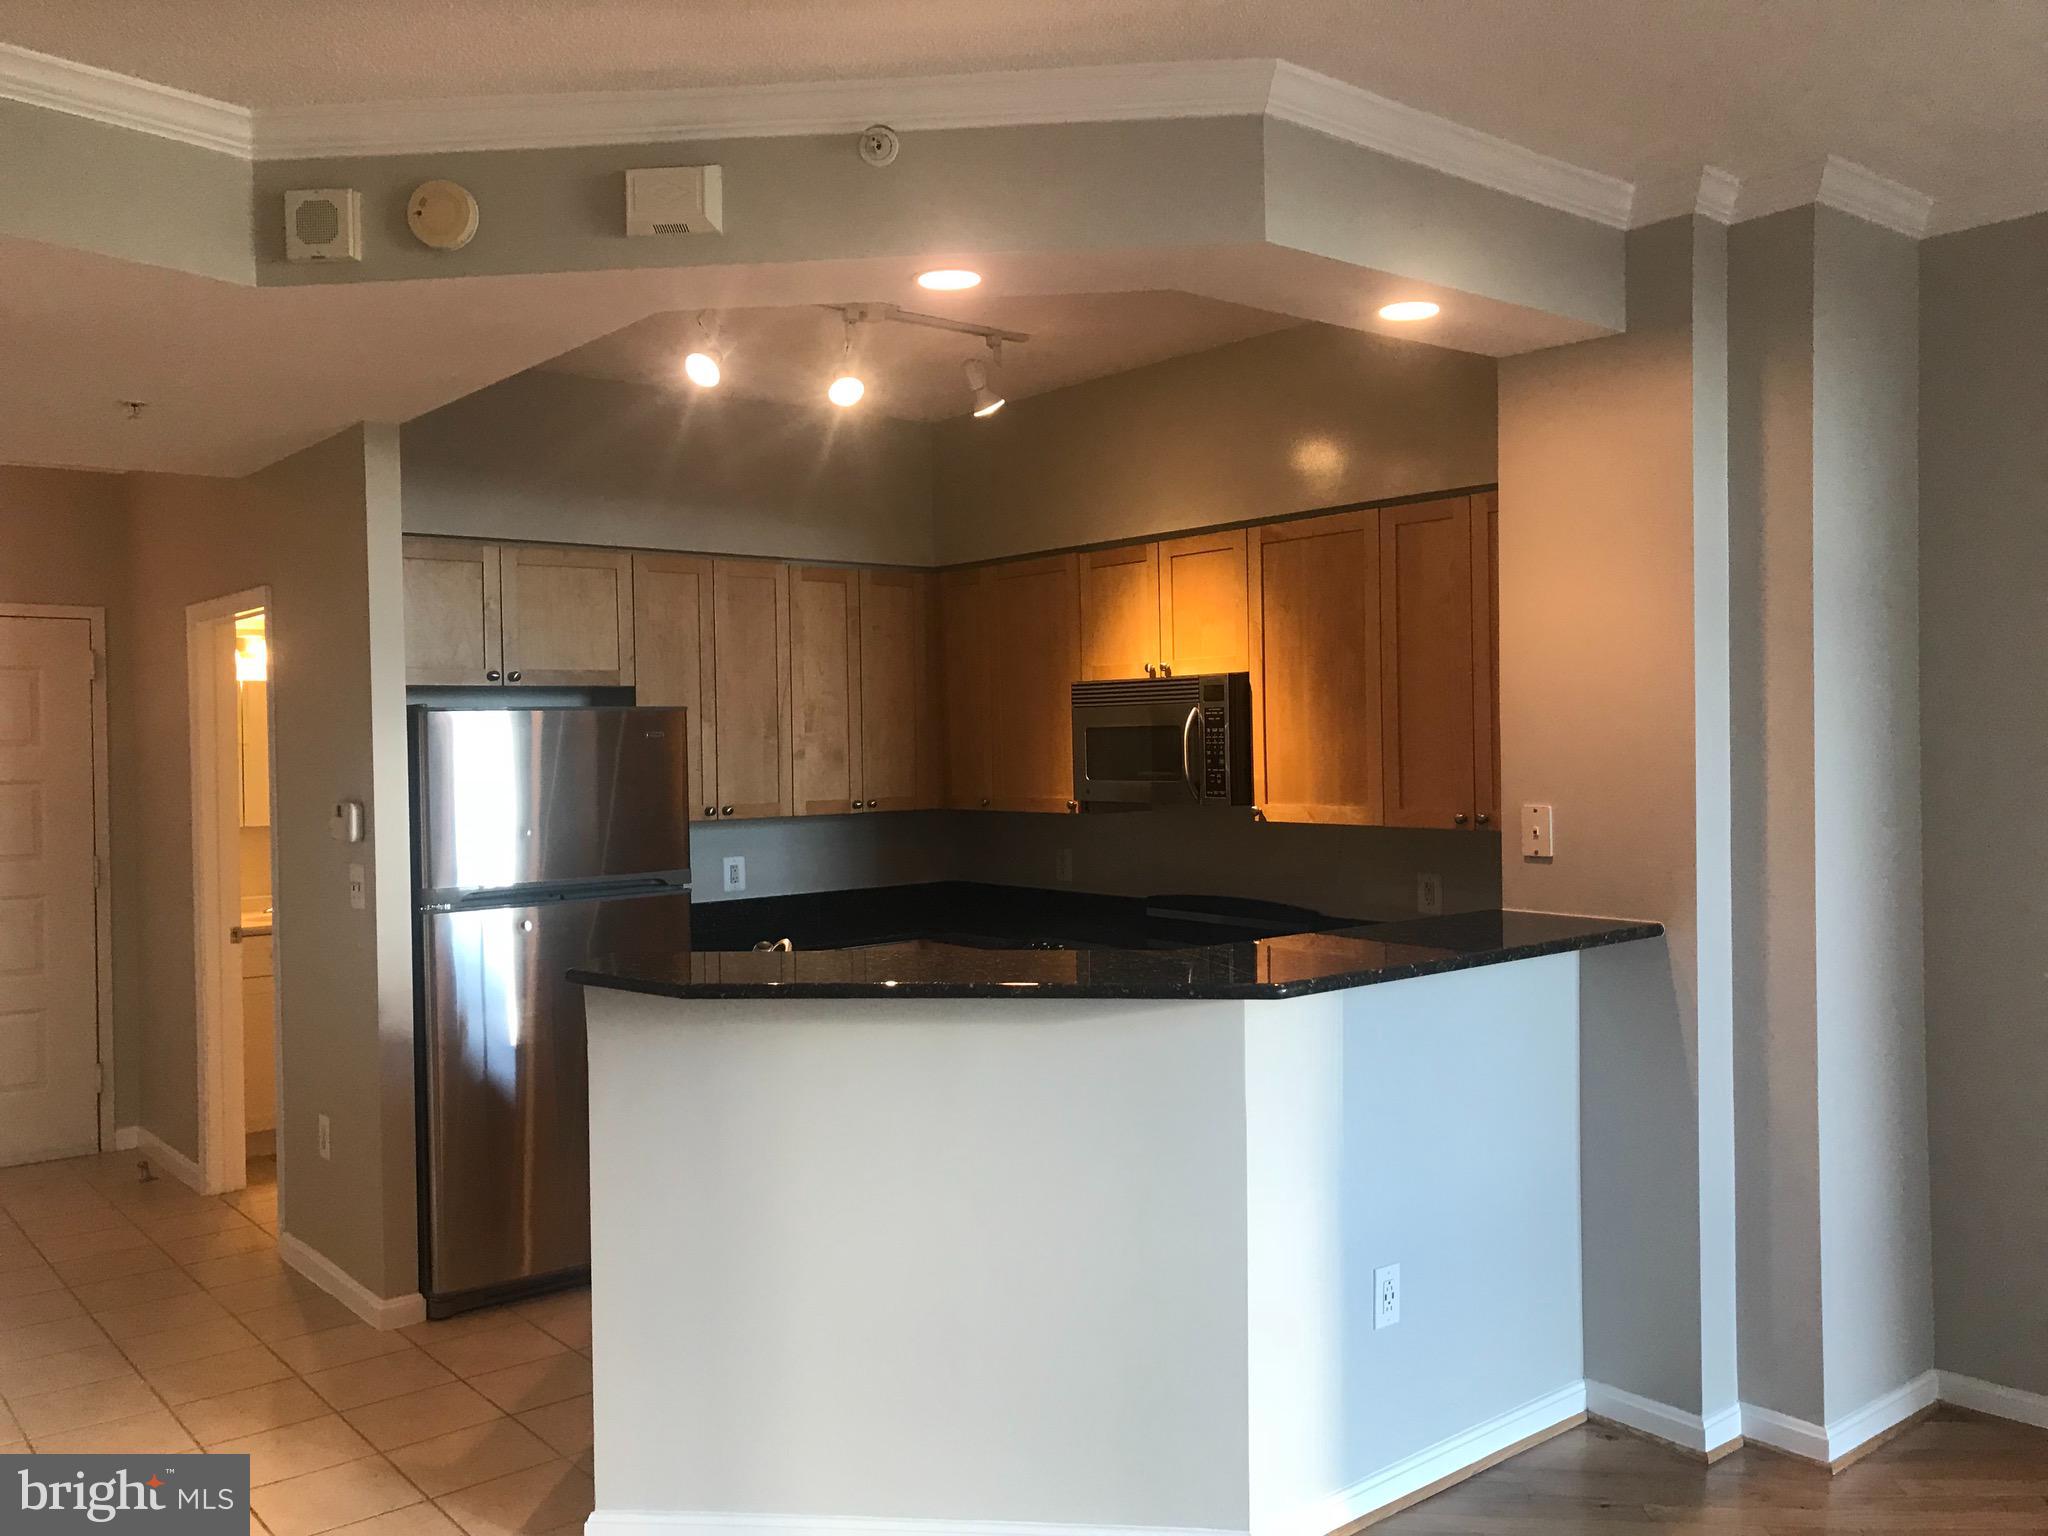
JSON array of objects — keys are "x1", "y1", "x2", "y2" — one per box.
[{"x1": 690, "y1": 807, "x2": 1502, "y2": 921}]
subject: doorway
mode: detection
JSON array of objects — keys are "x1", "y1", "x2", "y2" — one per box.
[
  {"x1": 187, "y1": 588, "x2": 281, "y2": 1195},
  {"x1": 0, "y1": 606, "x2": 112, "y2": 1166}
]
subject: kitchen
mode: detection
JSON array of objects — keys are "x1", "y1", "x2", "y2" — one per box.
[{"x1": 397, "y1": 288, "x2": 1661, "y2": 1532}]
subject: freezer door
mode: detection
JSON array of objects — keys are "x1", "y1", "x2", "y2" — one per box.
[
  {"x1": 419, "y1": 889, "x2": 690, "y2": 1301},
  {"x1": 416, "y1": 707, "x2": 692, "y2": 894}
]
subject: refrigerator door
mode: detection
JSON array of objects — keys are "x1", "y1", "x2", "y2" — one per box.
[
  {"x1": 416, "y1": 708, "x2": 693, "y2": 897},
  {"x1": 419, "y1": 887, "x2": 691, "y2": 1306}
]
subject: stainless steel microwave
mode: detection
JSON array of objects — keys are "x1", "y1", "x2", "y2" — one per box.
[{"x1": 1071, "y1": 672, "x2": 1254, "y2": 810}]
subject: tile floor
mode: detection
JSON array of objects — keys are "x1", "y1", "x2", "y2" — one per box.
[{"x1": 0, "y1": 1150, "x2": 594, "y2": 1536}]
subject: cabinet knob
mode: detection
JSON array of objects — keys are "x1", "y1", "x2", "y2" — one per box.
[
  {"x1": 507, "y1": 670, "x2": 522, "y2": 682},
  {"x1": 1453, "y1": 813, "x2": 1470, "y2": 826},
  {"x1": 1144, "y1": 662, "x2": 1157, "y2": 677},
  {"x1": 1159, "y1": 663, "x2": 1172, "y2": 677},
  {"x1": 1067, "y1": 799, "x2": 1077, "y2": 812},
  {"x1": 704, "y1": 806, "x2": 716, "y2": 818},
  {"x1": 721, "y1": 806, "x2": 734, "y2": 817},
  {"x1": 1476, "y1": 812, "x2": 1491, "y2": 826},
  {"x1": 484, "y1": 670, "x2": 501, "y2": 682},
  {"x1": 866, "y1": 799, "x2": 878, "y2": 809},
  {"x1": 979, "y1": 797, "x2": 990, "y2": 808}
]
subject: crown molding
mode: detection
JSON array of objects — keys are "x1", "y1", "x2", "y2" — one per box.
[
  {"x1": 1263, "y1": 62, "x2": 1635, "y2": 228},
  {"x1": 0, "y1": 41, "x2": 252, "y2": 155},
  {"x1": 1627, "y1": 165, "x2": 1743, "y2": 227},
  {"x1": 1696, "y1": 167, "x2": 1743, "y2": 224},
  {"x1": 1816, "y1": 155, "x2": 1933, "y2": 238},
  {"x1": 253, "y1": 58, "x2": 1279, "y2": 159}
]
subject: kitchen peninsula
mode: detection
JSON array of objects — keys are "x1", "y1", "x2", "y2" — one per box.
[{"x1": 573, "y1": 894, "x2": 1659, "y2": 1536}]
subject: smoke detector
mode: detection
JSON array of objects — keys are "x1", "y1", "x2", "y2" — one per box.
[
  {"x1": 858, "y1": 125, "x2": 901, "y2": 167},
  {"x1": 625, "y1": 166, "x2": 725, "y2": 237},
  {"x1": 407, "y1": 180, "x2": 480, "y2": 251}
]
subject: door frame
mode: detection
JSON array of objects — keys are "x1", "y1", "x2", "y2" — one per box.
[
  {"x1": 0, "y1": 604, "x2": 114, "y2": 1153},
  {"x1": 186, "y1": 586, "x2": 279, "y2": 1195}
]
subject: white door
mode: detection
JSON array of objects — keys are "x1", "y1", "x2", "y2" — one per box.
[{"x1": 0, "y1": 617, "x2": 100, "y2": 1164}]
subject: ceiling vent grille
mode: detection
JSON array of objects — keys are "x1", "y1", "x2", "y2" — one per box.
[{"x1": 625, "y1": 166, "x2": 724, "y2": 238}]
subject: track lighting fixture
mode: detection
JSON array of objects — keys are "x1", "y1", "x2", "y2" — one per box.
[
  {"x1": 682, "y1": 312, "x2": 724, "y2": 388},
  {"x1": 965, "y1": 339, "x2": 1005, "y2": 418},
  {"x1": 828, "y1": 312, "x2": 866, "y2": 407}
]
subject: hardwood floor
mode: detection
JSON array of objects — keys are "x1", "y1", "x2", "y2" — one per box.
[{"x1": 1374, "y1": 1409, "x2": 2048, "y2": 1533}]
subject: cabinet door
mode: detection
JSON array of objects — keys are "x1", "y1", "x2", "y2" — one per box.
[
  {"x1": 985, "y1": 554, "x2": 1081, "y2": 814},
  {"x1": 858, "y1": 569, "x2": 929, "y2": 812},
  {"x1": 710, "y1": 559, "x2": 794, "y2": 819},
  {"x1": 632, "y1": 553, "x2": 717, "y2": 822},
  {"x1": 1473, "y1": 491, "x2": 1500, "y2": 827},
  {"x1": 936, "y1": 567, "x2": 991, "y2": 809},
  {"x1": 501, "y1": 545, "x2": 636, "y2": 687},
  {"x1": 1078, "y1": 542, "x2": 1160, "y2": 680},
  {"x1": 1380, "y1": 496, "x2": 1479, "y2": 829},
  {"x1": 403, "y1": 536, "x2": 501, "y2": 685},
  {"x1": 788, "y1": 565, "x2": 863, "y2": 816},
  {"x1": 1248, "y1": 510, "x2": 1382, "y2": 824},
  {"x1": 1159, "y1": 529, "x2": 1250, "y2": 676}
]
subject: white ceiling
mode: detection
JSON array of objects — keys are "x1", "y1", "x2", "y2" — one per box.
[
  {"x1": 3, "y1": 0, "x2": 2044, "y2": 226},
  {"x1": 541, "y1": 293, "x2": 1303, "y2": 422}
]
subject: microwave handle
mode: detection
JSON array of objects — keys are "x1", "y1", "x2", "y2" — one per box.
[{"x1": 1182, "y1": 704, "x2": 1203, "y2": 802}]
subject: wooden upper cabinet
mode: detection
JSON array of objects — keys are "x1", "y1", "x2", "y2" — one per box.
[
  {"x1": 984, "y1": 554, "x2": 1081, "y2": 814},
  {"x1": 1159, "y1": 529, "x2": 1250, "y2": 676},
  {"x1": 1380, "y1": 496, "x2": 1479, "y2": 829},
  {"x1": 788, "y1": 565, "x2": 863, "y2": 817},
  {"x1": 501, "y1": 544, "x2": 636, "y2": 687},
  {"x1": 403, "y1": 537, "x2": 501, "y2": 685},
  {"x1": 857, "y1": 569, "x2": 929, "y2": 812},
  {"x1": 1474, "y1": 491, "x2": 1500, "y2": 826},
  {"x1": 936, "y1": 567, "x2": 991, "y2": 809},
  {"x1": 1248, "y1": 510, "x2": 1382, "y2": 824},
  {"x1": 631, "y1": 553, "x2": 717, "y2": 821},
  {"x1": 1078, "y1": 543, "x2": 1160, "y2": 680},
  {"x1": 710, "y1": 559, "x2": 793, "y2": 819}
]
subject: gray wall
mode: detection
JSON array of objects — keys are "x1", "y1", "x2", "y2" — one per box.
[
  {"x1": 932, "y1": 322, "x2": 1497, "y2": 564},
  {"x1": 121, "y1": 428, "x2": 419, "y2": 1298},
  {"x1": 1498, "y1": 219, "x2": 1714, "y2": 1419},
  {"x1": 402, "y1": 369, "x2": 936, "y2": 565},
  {"x1": 1920, "y1": 211, "x2": 2048, "y2": 1398}
]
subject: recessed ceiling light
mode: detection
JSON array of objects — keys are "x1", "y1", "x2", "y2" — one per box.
[
  {"x1": 1378, "y1": 300, "x2": 1441, "y2": 322},
  {"x1": 917, "y1": 268, "x2": 982, "y2": 291}
]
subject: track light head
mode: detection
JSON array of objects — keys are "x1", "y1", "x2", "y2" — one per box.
[
  {"x1": 828, "y1": 311, "x2": 866, "y2": 408},
  {"x1": 965, "y1": 340, "x2": 1005, "y2": 418},
  {"x1": 682, "y1": 311, "x2": 723, "y2": 387}
]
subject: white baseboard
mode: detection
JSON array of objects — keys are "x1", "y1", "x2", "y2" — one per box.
[
  {"x1": 1938, "y1": 1371, "x2": 2048, "y2": 1431},
  {"x1": 1585, "y1": 1381, "x2": 1742, "y2": 1457},
  {"x1": 114, "y1": 1125, "x2": 207, "y2": 1193},
  {"x1": 1272, "y1": 1380, "x2": 1587, "y2": 1536},
  {"x1": 586, "y1": 1515, "x2": 1246, "y2": 1536},
  {"x1": 278, "y1": 1231, "x2": 426, "y2": 1330},
  {"x1": 1740, "y1": 1369, "x2": 1939, "y2": 1464}
]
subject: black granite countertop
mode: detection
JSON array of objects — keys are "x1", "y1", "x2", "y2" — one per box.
[{"x1": 569, "y1": 885, "x2": 1661, "y2": 1002}]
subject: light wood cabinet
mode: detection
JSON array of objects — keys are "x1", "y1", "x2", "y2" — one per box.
[
  {"x1": 789, "y1": 565, "x2": 864, "y2": 817},
  {"x1": 631, "y1": 553, "x2": 717, "y2": 821},
  {"x1": 984, "y1": 554, "x2": 1081, "y2": 814},
  {"x1": 402, "y1": 536, "x2": 501, "y2": 685},
  {"x1": 708, "y1": 559, "x2": 794, "y2": 820},
  {"x1": 857, "y1": 569, "x2": 930, "y2": 812},
  {"x1": 501, "y1": 544, "x2": 635, "y2": 687},
  {"x1": 936, "y1": 568, "x2": 991, "y2": 809},
  {"x1": 1078, "y1": 542, "x2": 1160, "y2": 680},
  {"x1": 1474, "y1": 491, "x2": 1500, "y2": 825},
  {"x1": 1379, "y1": 496, "x2": 1480, "y2": 829},
  {"x1": 1159, "y1": 529, "x2": 1250, "y2": 675},
  {"x1": 1248, "y1": 510, "x2": 1383, "y2": 824}
]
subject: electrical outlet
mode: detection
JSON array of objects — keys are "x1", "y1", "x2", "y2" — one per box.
[
  {"x1": 1374, "y1": 1263, "x2": 1401, "y2": 1329},
  {"x1": 722, "y1": 855, "x2": 747, "y2": 893},
  {"x1": 347, "y1": 863, "x2": 366, "y2": 911},
  {"x1": 1054, "y1": 847, "x2": 1074, "y2": 883},
  {"x1": 317, "y1": 1114, "x2": 332, "y2": 1161},
  {"x1": 1416, "y1": 873, "x2": 1442, "y2": 915}
]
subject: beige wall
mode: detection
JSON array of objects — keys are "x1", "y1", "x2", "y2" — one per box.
[
  {"x1": 932, "y1": 322, "x2": 1496, "y2": 563},
  {"x1": 1498, "y1": 218, "x2": 1712, "y2": 1417},
  {"x1": 122, "y1": 427, "x2": 418, "y2": 1298},
  {"x1": 402, "y1": 369, "x2": 937, "y2": 565},
  {"x1": 1919, "y1": 213, "x2": 2044, "y2": 1397}
]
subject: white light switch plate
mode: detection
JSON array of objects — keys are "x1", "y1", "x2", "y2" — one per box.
[{"x1": 1521, "y1": 803, "x2": 1554, "y2": 861}]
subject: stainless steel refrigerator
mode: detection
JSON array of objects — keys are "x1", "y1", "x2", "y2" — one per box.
[{"x1": 412, "y1": 706, "x2": 693, "y2": 1315}]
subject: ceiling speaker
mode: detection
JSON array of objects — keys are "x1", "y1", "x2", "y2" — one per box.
[{"x1": 283, "y1": 189, "x2": 363, "y2": 262}]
